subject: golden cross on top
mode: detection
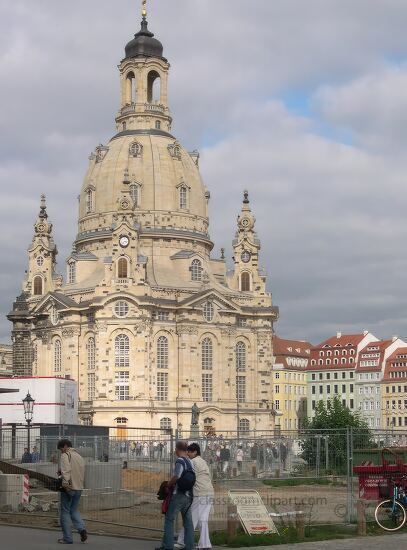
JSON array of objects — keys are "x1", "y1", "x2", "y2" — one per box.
[{"x1": 142, "y1": 0, "x2": 147, "y2": 18}]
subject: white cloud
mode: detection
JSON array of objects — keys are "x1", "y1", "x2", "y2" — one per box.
[{"x1": 1, "y1": 0, "x2": 407, "y2": 344}]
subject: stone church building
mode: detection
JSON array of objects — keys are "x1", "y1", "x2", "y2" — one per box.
[{"x1": 8, "y1": 12, "x2": 279, "y2": 434}]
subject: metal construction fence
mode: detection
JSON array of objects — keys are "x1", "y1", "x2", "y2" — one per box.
[{"x1": 0, "y1": 426, "x2": 406, "y2": 539}]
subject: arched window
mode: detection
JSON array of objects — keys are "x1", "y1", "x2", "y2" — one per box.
[
  {"x1": 160, "y1": 417, "x2": 172, "y2": 433},
  {"x1": 126, "y1": 71, "x2": 136, "y2": 103},
  {"x1": 202, "y1": 338, "x2": 213, "y2": 370},
  {"x1": 326, "y1": 359, "x2": 331, "y2": 365},
  {"x1": 86, "y1": 189, "x2": 94, "y2": 214},
  {"x1": 240, "y1": 272, "x2": 251, "y2": 292},
  {"x1": 203, "y1": 302, "x2": 214, "y2": 322},
  {"x1": 155, "y1": 120, "x2": 161, "y2": 130},
  {"x1": 68, "y1": 262, "x2": 76, "y2": 284},
  {"x1": 115, "y1": 334, "x2": 130, "y2": 368},
  {"x1": 191, "y1": 259, "x2": 202, "y2": 281},
  {"x1": 130, "y1": 184, "x2": 140, "y2": 207},
  {"x1": 236, "y1": 341, "x2": 246, "y2": 372},
  {"x1": 239, "y1": 418, "x2": 250, "y2": 433},
  {"x1": 54, "y1": 339, "x2": 62, "y2": 372},
  {"x1": 333, "y1": 358, "x2": 339, "y2": 365},
  {"x1": 87, "y1": 337, "x2": 95, "y2": 371},
  {"x1": 147, "y1": 70, "x2": 161, "y2": 103},
  {"x1": 157, "y1": 336, "x2": 169, "y2": 369},
  {"x1": 118, "y1": 258, "x2": 128, "y2": 279},
  {"x1": 33, "y1": 276, "x2": 43, "y2": 296},
  {"x1": 179, "y1": 185, "x2": 188, "y2": 209}
]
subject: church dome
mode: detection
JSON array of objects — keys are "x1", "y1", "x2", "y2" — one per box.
[
  {"x1": 77, "y1": 130, "x2": 210, "y2": 252},
  {"x1": 125, "y1": 18, "x2": 164, "y2": 60}
]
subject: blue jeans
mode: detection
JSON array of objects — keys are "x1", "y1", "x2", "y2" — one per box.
[
  {"x1": 59, "y1": 490, "x2": 85, "y2": 543},
  {"x1": 162, "y1": 492, "x2": 194, "y2": 550}
]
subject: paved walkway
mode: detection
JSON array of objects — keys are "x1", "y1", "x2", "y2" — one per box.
[
  {"x1": 1, "y1": 525, "x2": 407, "y2": 549},
  {"x1": 0, "y1": 525, "x2": 159, "y2": 549}
]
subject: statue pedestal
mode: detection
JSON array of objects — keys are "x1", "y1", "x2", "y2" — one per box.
[{"x1": 190, "y1": 424, "x2": 199, "y2": 440}]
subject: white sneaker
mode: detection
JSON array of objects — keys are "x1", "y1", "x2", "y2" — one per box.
[{"x1": 174, "y1": 544, "x2": 185, "y2": 549}]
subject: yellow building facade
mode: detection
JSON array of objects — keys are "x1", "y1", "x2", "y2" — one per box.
[{"x1": 273, "y1": 337, "x2": 310, "y2": 431}]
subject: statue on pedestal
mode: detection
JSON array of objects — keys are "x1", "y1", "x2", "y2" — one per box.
[{"x1": 191, "y1": 403, "x2": 200, "y2": 426}]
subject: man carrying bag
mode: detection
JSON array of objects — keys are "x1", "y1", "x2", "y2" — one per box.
[{"x1": 156, "y1": 441, "x2": 196, "y2": 550}]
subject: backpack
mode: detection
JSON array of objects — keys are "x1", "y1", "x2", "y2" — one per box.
[{"x1": 176, "y1": 457, "x2": 196, "y2": 493}]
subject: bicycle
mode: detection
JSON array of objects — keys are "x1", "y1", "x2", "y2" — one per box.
[{"x1": 375, "y1": 476, "x2": 407, "y2": 531}]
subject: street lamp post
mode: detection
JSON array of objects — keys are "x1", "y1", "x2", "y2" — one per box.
[{"x1": 22, "y1": 392, "x2": 35, "y2": 454}]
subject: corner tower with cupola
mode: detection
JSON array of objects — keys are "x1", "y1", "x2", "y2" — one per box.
[{"x1": 8, "y1": 4, "x2": 279, "y2": 434}]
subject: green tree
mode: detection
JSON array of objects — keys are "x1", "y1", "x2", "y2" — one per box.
[{"x1": 300, "y1": 397, "x2": 372, "y2": 475}]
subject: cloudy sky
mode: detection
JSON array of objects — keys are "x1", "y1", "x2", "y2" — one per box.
[{"x1": 1, "y1": 0, "x2": 407, "y2": 345}]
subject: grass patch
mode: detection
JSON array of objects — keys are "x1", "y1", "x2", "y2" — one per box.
[
  {"x1": 211, "y1": 522, "x2": 407, "y2": 547},
  {"x1": 211, "y1": 524, "x2": 356, "y2": 547},
  {"x1": 263, "y1": 477, "x2": 340, "y2": 487}
]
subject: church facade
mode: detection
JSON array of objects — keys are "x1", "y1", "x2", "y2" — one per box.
[{"x1": 8, "y1": 13, "x2": 278, "y2": 434}]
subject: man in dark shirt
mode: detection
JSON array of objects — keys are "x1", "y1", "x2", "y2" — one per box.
[
  {"x1": 21, "y1": 447, "x2": 32, "y2": 463},
  {"x1": 156, "y1": 441, "x2": 194, "y2": 550}
]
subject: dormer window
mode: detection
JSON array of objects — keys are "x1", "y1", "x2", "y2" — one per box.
[
  {"x1": 68, "y1": 261, "x2": 76, "y2": 284},
  {"x1": 179, "y1": 185, "x2": 188, "y2": 209},
  {"x1": 191, "y1": 259, "x2": 203, "y2": 281},
  {"x1": 86, "y1": 189, "x2": 94, "y2": 214}
]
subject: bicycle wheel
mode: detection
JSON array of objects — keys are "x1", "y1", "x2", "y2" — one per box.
[{"x1": 375, "y1": 499, "x2": 406, "y2": 531}]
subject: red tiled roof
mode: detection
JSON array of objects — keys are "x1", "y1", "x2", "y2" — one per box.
[
  {"x1": 355, "y1": 340, "x2": 393, "y2": 372},
  {"x1": 314, "y1": 333, "x2": 366, "y2": 349},
  {"x1": 382, "y1": 347, "x2": 407, "y2": 381},
  {"x1": 273, "y1": 336, "x2": 312, "y2": 357}
]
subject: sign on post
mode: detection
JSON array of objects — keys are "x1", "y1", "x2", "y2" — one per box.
[{"x1": 228, "y1": 490, "x2": 278, "y2": 535}]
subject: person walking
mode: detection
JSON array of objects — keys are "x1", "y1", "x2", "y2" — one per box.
[
  {"x1": 236, "y1": 445, "x2": 244, "y2": 474},
  {"x1": 21, "y1": 447, "x2": 32, "y2": 463},
  {"x1": 156, "y1": 441, "x2": 195, "y2": 550},
  {"x1": 31, "y1": 446, "x2": 40, "y2": 463},
  {"x1": 176, "y1": 442, "x2": 214, "y2": 550},
  {"x1": 57, "y1": 439, "x2": 87, "y2": 545}
]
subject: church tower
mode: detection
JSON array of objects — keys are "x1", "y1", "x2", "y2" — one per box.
[{"x1": 8, "y1": 4, "x2": 279, "y2": 433}]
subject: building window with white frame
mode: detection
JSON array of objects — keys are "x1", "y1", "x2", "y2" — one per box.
[
  {"x1": 157, "y1": 336, "x2": 169, "y2": 369},
  {"x1": 236, "y1": 375, "x2": 246, "y2": 403},
  {"x1": 203, "y1": 301, "x2": 214, "y2": 322},
  {"x1": 191, "y1": 259, "x2": 202, "y2": 281},
  {"x1": 157, "y1": 372, "x2": 168, "y2": 401},
  {"x1": 202, "y1": 373, "x2": 213, "y2": 402},
  {"x1": 88, "y1": 373, "x2": 95, "y2": 400},
  {"x1": 115, "y1": 334, "x2": 130, "y2": 368},
  {"x1": 239, "y1": 418, "x2": 250, "y2": 433},
  {"x1": 160, "y1": 417, "x2": 172, "y2": 433},
  {"x1": 86, "y1": 189, "x2": 94, "y2": 214},
  {"x1": 68, "y1": 262, "x2": 76, "y2": 284},
  {"x1": 54, "y1": 339, "x2": 62, "y2": 372},
  {"x1": 202, "y1": 337, "x2": 213, "y2": 370},
  {"x1": 87, "y1": 337, "x2": 95, "y2": 371},
  {"x1": 236, "y1": 341, "x2": 246, "y2": 372},
  {"x1": 115, "y1": 371, "x2": 129, "y2": 400},
  {"x1": 179, "y1": 185, "x2": 188, "y2": 209}
]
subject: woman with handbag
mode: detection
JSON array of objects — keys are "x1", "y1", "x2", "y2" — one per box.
[{"x1": 176, "y1": 443, "x2": 214, "y2": 550}]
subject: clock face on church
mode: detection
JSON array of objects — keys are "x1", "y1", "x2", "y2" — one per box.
[
  {"x1": 241, "y1": 250, "x2": 251, "y2": 263},
  {"x1": 119, "y1": 235, "x2": 130, "y2": 248}
]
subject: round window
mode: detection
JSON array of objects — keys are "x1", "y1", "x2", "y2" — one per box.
[
  {"x1": 115, "y1": 301, "x2": 130, "y2": 318},
  {"x1": 37, "y1": 256, "x2": 44, "y2": 267},
  {"x1": 203, "y1": 302, "x2": 214, "y2": 322}
]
